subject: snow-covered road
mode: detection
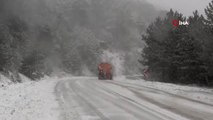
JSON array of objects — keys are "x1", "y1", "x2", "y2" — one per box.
[{"x1": 55, "y1": 77, "x2": 213, "y2": 120}]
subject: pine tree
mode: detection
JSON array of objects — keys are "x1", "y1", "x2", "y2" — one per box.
[
  {"x1": 203, "y1": 0, "x2": 213, "y2": 85},
  {"x1": 141, "y1": 9, "x2": 205, "y2": 85},
  {"x1": 205, "y1": 0, "x2": 213, "y2": 25},
  {"x1": 20, "y1": 50, "x2": 47, "y2": 80},
  {"x1": 141, "y1": 10, "x2": 183, "y2": 82},
  {"x1": 20, "y1": 25, "x2": 54, "y2": 79},
  {"x1": 0, "y1": 16, "x2": 28, "y2": 82}
]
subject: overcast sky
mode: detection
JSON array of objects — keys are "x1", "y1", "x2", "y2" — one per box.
[{"x1": 146, "y1": 0, "x2": 212, "y2": 16}]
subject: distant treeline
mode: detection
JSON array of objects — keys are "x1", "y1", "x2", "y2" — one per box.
[
  {"x1": 140, "y1": 1, "x2": 213, "y2": 86},
  {"x1": 0, "y1": 0, "x2": 161, "y2": 82}
]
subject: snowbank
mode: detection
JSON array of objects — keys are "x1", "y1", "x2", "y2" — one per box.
[
  {"x1": 0, "y1": 73, "x2": 31, "y2": 87},
  {"x1": 0, "y1": 77, "x2": 60, "y2": 120},
  {"x1": 19, "y1": 74, "x2": 31, "y2": 82},
  {"x1": 0, "y1": 74, "x2": 12, "y2": 87},
  {"x1": 116, "y1": 77, "x2": 213, "y2": 105}
]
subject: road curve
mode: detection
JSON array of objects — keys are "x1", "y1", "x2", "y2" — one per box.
[{"x1": 55, "y1": 77, "x2": 213, "y2": 120}]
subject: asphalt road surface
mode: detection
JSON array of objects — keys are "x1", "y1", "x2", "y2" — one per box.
[{"x1": 55, "y1": 77, "x2": 213, "y2": 120}]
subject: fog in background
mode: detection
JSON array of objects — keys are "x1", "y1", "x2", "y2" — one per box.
[
  {"x1": 147, "y1": 0, "x2": 212, "y2": 16},
  {"x1": 1, "y1": 0, "x2": 212, "y2": 81},
  {"x1": 0, "y1": 0, "x2": 165, "y2": 80}
]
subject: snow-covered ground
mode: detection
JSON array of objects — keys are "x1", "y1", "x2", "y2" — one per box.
[
  {"x1": 0, "y1": 75, "x2": 60, "y2": 120},
  {"x1": 115, "y1": 77, "x2": 213, "y2": 105},
  {"x1": 1, "y1": 75, "x2": 213, "y2": 120}
]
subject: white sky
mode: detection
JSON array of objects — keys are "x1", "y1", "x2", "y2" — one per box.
[{"x1": 146, "y1": 0, "x2": 212, "y2": 16}]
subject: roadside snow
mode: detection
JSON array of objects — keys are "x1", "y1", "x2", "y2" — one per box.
[
  {"x1": 0, "y1": 73, "x2": 31, "y2": 87},
  {"x1": 0, "y1": 74, "x2": 12, "y2": 87},
  {"x1": 0, "y1": 76, "x2": 60, "y2": 120},
  {"x1": 19, "y1": 74, "x2": 31, "y2": 83},
  {"x1": 115, "y1": 77, "x2": 213, "y2": 105}
]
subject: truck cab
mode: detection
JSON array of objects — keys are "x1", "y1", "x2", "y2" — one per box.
[{"x1": 98, "y1": 63, "x2": 113, "y2": 80}]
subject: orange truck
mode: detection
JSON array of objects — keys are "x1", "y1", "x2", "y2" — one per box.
[{"x1": 98, "y1": 63, "x2": 113, "y2": 80}]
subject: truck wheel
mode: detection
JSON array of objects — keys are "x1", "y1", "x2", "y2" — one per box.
[{"x1": 98, "y1": 74, "x2": 103, "y2": 80}]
